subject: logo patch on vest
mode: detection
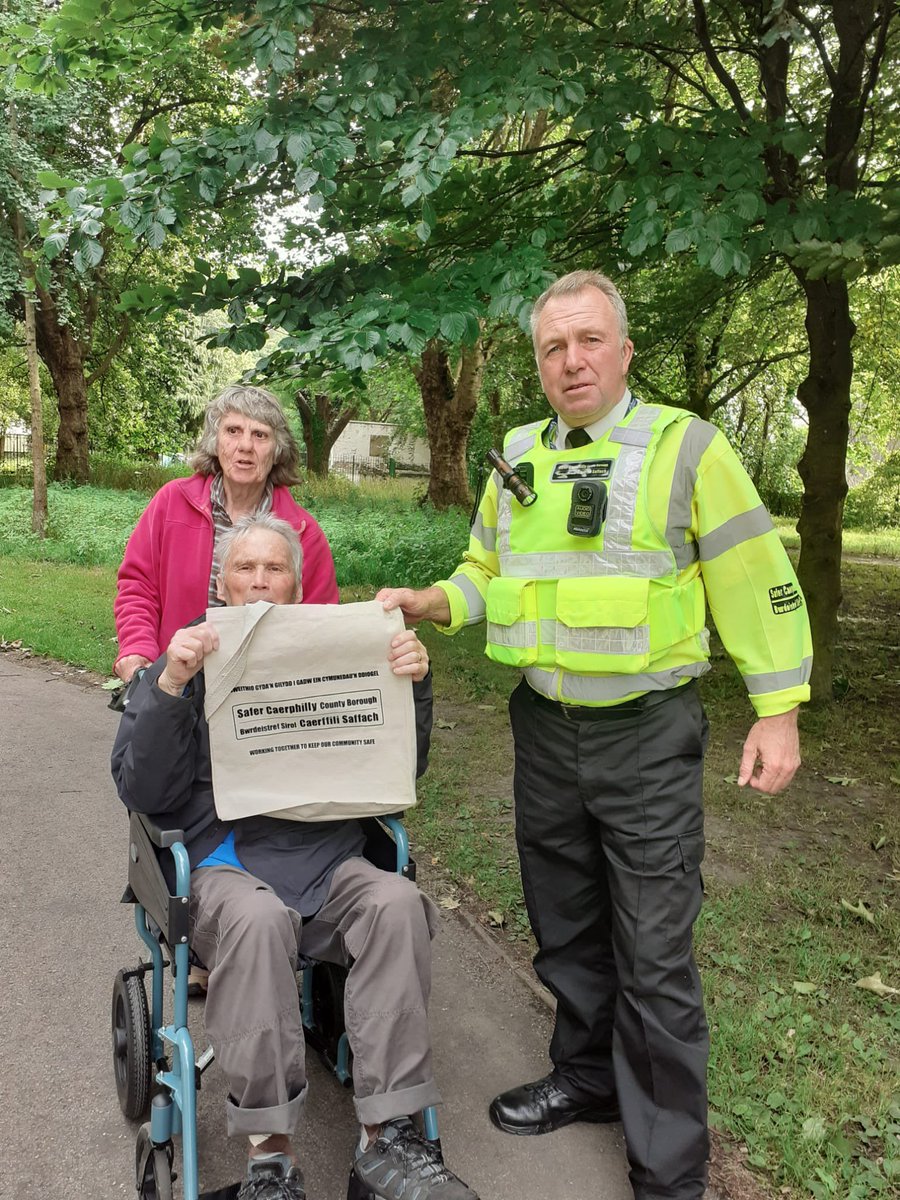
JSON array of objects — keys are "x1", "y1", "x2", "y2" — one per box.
[
  {"x1": 551, "y1": 460, "x2": 614, "y2": 482},
  {"x1": 769, "y1": 582, "x2": 803, "y2": 614}
]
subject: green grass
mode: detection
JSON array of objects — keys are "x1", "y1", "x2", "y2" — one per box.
[
  {"x1": 0, "y1": 556, "x2": 118, "y2": 670},
  {"x1": 699, "y1": 868, "x2": 900, "y2": 1198},
  {"x1": 774, "y1": 516, "x2": 900, "y2": 560}
]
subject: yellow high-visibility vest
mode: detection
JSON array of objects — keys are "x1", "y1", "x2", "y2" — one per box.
[{"x1": 436, "y1": 402, "x2": 812, "y2": 716}]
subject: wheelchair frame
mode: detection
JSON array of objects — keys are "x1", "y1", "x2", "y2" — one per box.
[{"x1": 114, "y1": 810, "x2": 440, "y2": 1200}]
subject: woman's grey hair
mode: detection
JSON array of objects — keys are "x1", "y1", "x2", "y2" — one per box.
[
  {"x1": 530, "y1": 270, "x2": 630, "y2": 349},
  {"x1": 218, "y1": 514, "x2": 304, "y2": 589},
  {"x1": 189, "y1": 385, "x2": 301, "y2": 487}
]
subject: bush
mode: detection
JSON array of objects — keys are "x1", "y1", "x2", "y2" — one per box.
[
  {"x1": 0, "y1": 480, "x2": 472, "y2": 587},
  {"x1": 0, "y1": 484, "x2": 149, "y2": 567},
  {"x1": 844, "y1": 453, "x2": 900, "y2": 530},
  {"x1": 88, "y1": 455, "x2": 191, "y2": 493}
]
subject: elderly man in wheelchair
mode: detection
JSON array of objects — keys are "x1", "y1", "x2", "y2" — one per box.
[{"x1": 111, "y1": 513, "x2": 478, "y2": 1200}]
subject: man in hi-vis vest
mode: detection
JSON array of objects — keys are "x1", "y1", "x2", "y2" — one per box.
[{"x1": 378, "y1": 270, "x2": 812, "y2": 1200}]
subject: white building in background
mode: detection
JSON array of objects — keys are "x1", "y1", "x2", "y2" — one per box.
[{"x1": 329, "y1": 420, "x2": 430, "y2": 475}]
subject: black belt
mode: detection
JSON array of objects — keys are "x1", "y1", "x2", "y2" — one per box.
[{"x1": 525, "y1": 680, "x2": 693, "y2": 722}]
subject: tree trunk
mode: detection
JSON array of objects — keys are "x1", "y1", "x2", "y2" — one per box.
[
  {"x1": 681, "y1": 330, "x2": 713, "y2": 420},
  {"x1": 751, "y1": 396, "x2": 771, "y2": 492},
  {"x1": 33, "y1": 284, "x2": 90, "y2": 484},
  {"x1": 416, "y1": 339, "x2": 485, "y2": 509},
  {"x1": 793, "y1": 274, "x2": 854, "y2": 702},
  {"x1": 293, "y1": 390, "x2": 358, "y2": 477},
  {"x1": 297, "y1": 397, "x2": 330, "y2": 477},
  {"x1": 24, "y1": 293, "x2": 48, "y2": 535}
]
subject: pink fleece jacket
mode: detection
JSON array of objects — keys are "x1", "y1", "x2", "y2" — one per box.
[{"x1": 114, "y1": 473, "x2": 338, "y2": 672}]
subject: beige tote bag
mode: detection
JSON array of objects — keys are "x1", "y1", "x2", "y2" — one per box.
[{"x1": 203, "y1": 600, "x2": 417, "y2": 822}]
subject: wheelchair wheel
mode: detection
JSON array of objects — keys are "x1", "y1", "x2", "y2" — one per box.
[
  {"x1": 136, "y1": 1123, "x2": 174, "y2": 1200},
  {"x1": 112, "y1": 969, "x2": 152, "y2": 1119}
]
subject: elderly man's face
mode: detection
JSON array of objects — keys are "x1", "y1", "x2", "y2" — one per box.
[
  {"x1": 217, "y1": 528, "x2": 300, "y2": 607},
  {"x1": 534, "y1": 289, "x2": 634, "y2": 428}
]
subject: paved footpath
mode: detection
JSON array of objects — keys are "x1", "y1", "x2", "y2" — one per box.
[{"x1": 0, "y1": 654, "x2": 631, "y2": 1200}]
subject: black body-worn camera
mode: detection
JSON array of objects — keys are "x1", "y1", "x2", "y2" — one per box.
[{"x1": 567, "y1": 480, "x2": 608, "y2": 537}]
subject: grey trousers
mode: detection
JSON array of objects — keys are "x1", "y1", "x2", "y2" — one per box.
[
  {"x1": 188, "y1": 857, "x2": 442, "y2": 1137},
  {"x1": 509, "y1": 679, "x2": 710, "y2": 1200}
]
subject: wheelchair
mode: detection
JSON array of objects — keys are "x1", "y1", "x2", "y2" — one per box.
[{"x1": 112, "y1": 809, "x2": 441, "y2": 1200}]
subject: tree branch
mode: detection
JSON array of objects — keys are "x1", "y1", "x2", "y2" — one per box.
[{"x1": 691, "y1": 0, "x2": 753, "y2": 123}]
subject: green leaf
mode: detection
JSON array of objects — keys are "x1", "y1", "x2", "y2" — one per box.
[
  {"x1": 665, "y1": 227, "x2": 693, "y2": 254},
  {"x1": 118, "y1": 201, "x2": 141, "y2": 229},
  {"x1": 801, "y1": 1116, "x2": 827, "y2": 1142},
  {"x1": 710, "y1": 244, "x2": 731, "y2": 276},
  {"x1": 73, "y1": 238, "x2": 103, "y2": 273},
  {"x1": 286, "y1": 132, "x2": 313, "y2": 163},
  {"x1": 146, "y1": 221, "x2": 166, "y2": 249},
  {"x1": 439, "y1": 312, "x2": 467, "y2": 342},
  {"x1": 37, "y1": 170, "x2": 78, "y2": 190},
  {"x1": 625, "y1": 142, "x2": 641, "y2": 164},
  {"x1": 374, "y1": 91, "x2": 396, "y2": 117},
  {"x1": 43, "y1": 232, "x2": 68, "y2": 260},
  {"x1": 607, "y1": 182, "x2": 627, "y2": 213},
  {"x1": 293, "y1": 167, "x2": 320, "y2": 194}
]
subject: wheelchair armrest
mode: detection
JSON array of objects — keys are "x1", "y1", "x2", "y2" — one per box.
[
  {"x1": 126, "y1": 811, "x2": 190, "y2": 947},
  {"x1": 134, "y1": 810, "x2": 186, "y2": 849},
  {"x1": 360, "y1": 814, "x2": 415, "y2": 880}
]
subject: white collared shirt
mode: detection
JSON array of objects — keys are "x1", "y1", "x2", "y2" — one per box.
[{"x1": 555, "y1": 389, "x2": 633, "y2": 450}]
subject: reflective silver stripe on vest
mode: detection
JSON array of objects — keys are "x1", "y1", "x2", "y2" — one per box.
[
  {"x1": 498, "y1": 548, "x2": 672, "y2": 578},
  {"x1": 539, "y1": 619, "x2": 650, "y2": 655},
  {"x1": 505, "y1": 421, "x2": 546, "y2": 466},
  {"x1": 447, "y1": 573, "x2": 486, "y2": 621},
  {"x1": 525, "y1": 660, "x2": 710, "y2": 703},
  {"x1": 604, "y1": 406, "x2": 659, "y2": 553},
  {"x1": 471, "y1": 511, "x2": 497, "y2": 553},
  {"x1": 742, "y1": 657, "x2": 812, "y2": 695},
  {"x1": 697, "y1": 505, "x2": 774, "y2": 562},
  {"x1": 488, "y1": 621, "x2": 537, "y2": 649},
  {"x1": 666, "y1": 419, "x2": 718, "y2": 567}
]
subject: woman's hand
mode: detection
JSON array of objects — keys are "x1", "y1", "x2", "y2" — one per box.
[
  {"x1": 388, "y1": 629, "x2": 430, "y2": 683},
  {"x1": 115, "y1": 654, "x2": 152, "y2": 683}
]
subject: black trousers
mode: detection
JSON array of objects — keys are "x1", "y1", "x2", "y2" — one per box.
[{"x1": 509, "y1": 679, "x2": 710, "y2": 1200}]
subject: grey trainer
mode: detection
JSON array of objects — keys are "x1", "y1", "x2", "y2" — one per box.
[
  {"x1": 237, "y1": 1154, "x2": 306, "y2": 1200},
  {"x1": 353, "y1": 1118, "x2": 478, "y2": 1200}
]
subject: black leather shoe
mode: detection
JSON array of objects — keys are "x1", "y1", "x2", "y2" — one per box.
[{"x1": 489, "y1": 1074, "x2": 620, "y2": 1135}]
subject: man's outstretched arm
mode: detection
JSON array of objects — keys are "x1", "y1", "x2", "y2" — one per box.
[{"x1": 377, "y1": 586, "x2": 452, "y2": 627}]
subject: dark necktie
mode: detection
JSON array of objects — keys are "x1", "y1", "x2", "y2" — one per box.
[{"x1": 565, "y1": 427, "x2": 592, "y2": 449}]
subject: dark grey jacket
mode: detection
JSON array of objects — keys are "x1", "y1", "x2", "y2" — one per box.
[{"x1": 111, "y1": 655, "x2": 433, "y2": 917}]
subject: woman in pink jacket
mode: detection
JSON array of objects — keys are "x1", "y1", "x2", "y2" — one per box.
[{"x1": 114, "y1": 385, "x2": 338, "y2": 683}]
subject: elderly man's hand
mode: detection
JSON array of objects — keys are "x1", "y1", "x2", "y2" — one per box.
[
  {"x1": 737, "y1": 707, "x2": 801, "y2": 794},
  {"x1": 377, "y1": 586, "x2": 451, "y2": 627},
  {"x1": 158, "y1": 623, "x2": 220, "y2": 697},
  {"x1": 388, "y1": 630, "x2": 430, "y2": 683}
]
